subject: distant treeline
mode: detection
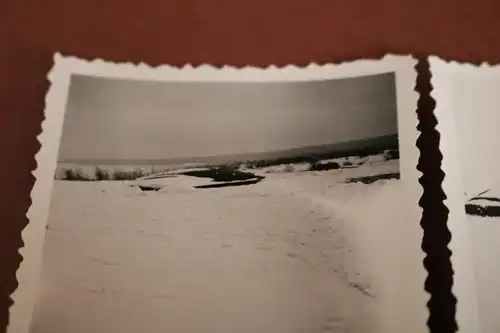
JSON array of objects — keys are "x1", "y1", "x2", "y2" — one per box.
[
  {"x1": 56, "y1": 147, "x2": 399, "y2": 181},
  {"x1": 60, "y1": 168, "x2": 148, "y2": 181},
  {"x1": 212, "y1": 147, "x2": 399, "y2": 170}
]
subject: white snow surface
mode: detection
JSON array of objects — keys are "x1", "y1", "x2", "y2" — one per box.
[
  {"x1": 465, "y1": 185, "x2": 500, "y2": 333},
  {"x1": 466, "y1": 212, "x2": 500, "y2": 333},
  {"x1": 29, "y1": 160, "x2": 422, "y2": 333}
]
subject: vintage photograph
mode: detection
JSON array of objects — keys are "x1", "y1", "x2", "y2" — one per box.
[
  {"x1": 10, "y1": 55, "x2": 426, "y2": 333},
  {"x1": 431, "y1": 57, "x2": 500, "y2": 333}
]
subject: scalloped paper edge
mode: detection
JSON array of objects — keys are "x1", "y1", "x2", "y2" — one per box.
[
  {"x1": 429, "y1": 56, "x2": 500, "y2": 333},
  {"x1": 9, "y1": 53, "x2": 427, "y2": 333}
]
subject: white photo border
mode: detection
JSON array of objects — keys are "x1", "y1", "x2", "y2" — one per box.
[{"x1": 9, "y1": 53, "x2": 427, "y2": 333}]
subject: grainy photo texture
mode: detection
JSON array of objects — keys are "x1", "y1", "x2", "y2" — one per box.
[
  {"x1": 10, "y1": 54, "x2": 427, "y2": 333},
  {"x1": 431, "y1": 56, "x2": 500, "y2": 333}
]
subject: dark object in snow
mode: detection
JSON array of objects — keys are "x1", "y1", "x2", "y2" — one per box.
[
  {"x1": 179, "y1": 166, "x2": 263, "y2": 182},
  {"x1": 345, "y1": 172, "x2": 400, "y2": 184},
  {"x1": 309, "y1": 162, "x2": 341, "y2": 171},
  {"x1": 465, "y1": 203, "x2": 500, "y2": 217},
  {"x1": 383, "y1": 149, "x2": 400, "y2": 161},
  {"x1": 466, "y1": 195, "x2": 500, "y2": 217},
  {"x1": 194, "y1": 178, "x2": 264, "y2": 189},
  {"x1": 141, "y1": 174, "x2": 177, "y2": 180},
  {"x1": 179, "y1": 166, "x2": 265, "y2": 189},
  {"x1": 129, "y1": 185, "x2": 163, "y2": 192}
]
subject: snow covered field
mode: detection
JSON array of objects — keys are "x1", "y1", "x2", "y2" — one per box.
[
  {"x1": 466, "y1": 213, "x2": 500, "y2": 333},
  {"x1": 464, "y1": 187, "x2": 500, "y2": 333},
  {"x1": 29, "y1": 159, "x2": 421, "y2": 333}
]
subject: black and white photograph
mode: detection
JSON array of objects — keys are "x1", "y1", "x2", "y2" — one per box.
[
  {"x1": 431, "y1": 57, "x2": 500, "y2": 333},
  {"x1": 10, "y1": 55, "x2": 426, "y2": 333}
]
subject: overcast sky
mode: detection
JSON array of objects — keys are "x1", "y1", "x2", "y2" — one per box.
[{"x1": 58, "y1": 72, "x2": 398, "y2": 161}]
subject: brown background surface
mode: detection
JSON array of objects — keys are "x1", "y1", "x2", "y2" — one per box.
[{"x1": 2, "y1": 1, "x2": 499, "y2": 332}]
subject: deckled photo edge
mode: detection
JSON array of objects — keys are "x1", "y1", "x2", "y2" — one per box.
[
  {"x1": 52, "y1": 52, "x2": 417, "y2": 81},
  {"x1": 7, "y1": 60, "x2": 73, "y2": 333},
  {"x1": 9, "y1": 53, "x2": 424, "y2": 333},
  {"x1": 428, "y1": 55, "x2": 500, "y2": 333}
]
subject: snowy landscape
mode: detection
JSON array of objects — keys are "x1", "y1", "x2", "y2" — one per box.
[
  {"x1": 465, "y1": 188, "x2": 500, "y2": 218},
  {"x1": 462, "y1": 186, "x2": 500, "y2": 333},
  {"x1": 27, "y1": 69, "x2": 424, "y2": 333},
  {"x1": 32, "y1": 152, "x2": 402, "y2": 333}
]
